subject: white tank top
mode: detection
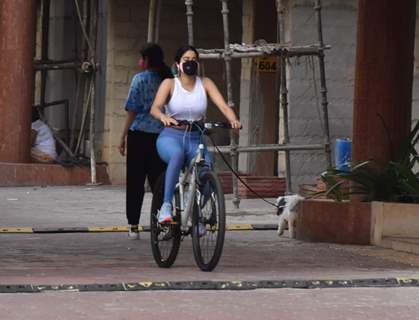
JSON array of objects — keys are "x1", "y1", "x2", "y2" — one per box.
[{"x1": 165, "y1": 77, "x2": 207, "y2": 121}]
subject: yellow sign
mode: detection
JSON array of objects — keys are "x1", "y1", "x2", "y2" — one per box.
[{"x1": 256, "y1": 56, "x2": 277, "y2": 73}]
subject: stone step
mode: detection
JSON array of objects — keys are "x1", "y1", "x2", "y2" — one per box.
[{"x1": 380, "y1": 236, "x2": 419, "y2": 255}]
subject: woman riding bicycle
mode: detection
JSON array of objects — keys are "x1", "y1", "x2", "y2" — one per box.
[{"x1": 150, "y1": 45, "x2": 241, "y2": 224}]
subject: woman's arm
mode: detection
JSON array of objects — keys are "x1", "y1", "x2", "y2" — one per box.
[
  {"x1": 150, "y1": 79, "x2": 178, "y2": 127},
  {"x1": 118, "y1": 111, "x2": 136, "y2": 156},
  {"x1": 202, "y1": 77, "x2": 241, "y2": 129}
]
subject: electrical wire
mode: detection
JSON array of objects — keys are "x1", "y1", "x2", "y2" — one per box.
[
  {"x1": 193, "y1": 123, "x2": 281, "y2": 209},
  {"x1": 74, "y1": 0, "x2": 95, "y2": 58}
]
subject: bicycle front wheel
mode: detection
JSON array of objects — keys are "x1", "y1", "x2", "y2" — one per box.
[
  {"x1": 191, "y1": 170, "x2": 226, "y2": 271},
  {"x1": 150, "y1": 172, "x2": 181, "y2": 268}
]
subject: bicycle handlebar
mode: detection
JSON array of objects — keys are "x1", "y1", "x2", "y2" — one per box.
[{"x1": 175, "y1": 120, "x2": 242, "y2": 130}]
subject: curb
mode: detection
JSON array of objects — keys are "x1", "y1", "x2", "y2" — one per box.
[
  {"x1": 1, "y1": 278, "x2": 419, "y2": 293},
  {"x1": 0, "y1": 224, "x2": 278, "y2": 234}
]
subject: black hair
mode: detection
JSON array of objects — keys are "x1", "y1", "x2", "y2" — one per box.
[
  {"x1": 140, "y1": 43, "x2": 173, "y2": 80},
  {"x1": 174, "y1": 45, "x2": 200, "y2": 63}
]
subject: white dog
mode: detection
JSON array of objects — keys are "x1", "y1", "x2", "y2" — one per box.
[{"x1": 276, "y1": 194, "x2": 304, "y2": 238}]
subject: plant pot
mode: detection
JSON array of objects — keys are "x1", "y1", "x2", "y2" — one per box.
[{"x1": 296, "y1": 199, "x2": 371, "y2": 245}]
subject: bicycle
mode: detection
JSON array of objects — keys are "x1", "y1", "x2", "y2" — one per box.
[{"x1": 150, "y1": 121, "x2": 233, "y2": 272}]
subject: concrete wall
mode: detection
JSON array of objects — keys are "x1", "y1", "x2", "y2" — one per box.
[
  {"x1": 103, "y1": 0, "x2": 242, "y2": 184},
  {"x1": 286, "y1": 0, "x2": 419, "y2": 188},
  {"x1": 286, "y1": 0, "x2": 358, "y2": 188}
]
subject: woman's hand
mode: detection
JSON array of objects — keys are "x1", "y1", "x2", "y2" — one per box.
[
  {"x1": 118, "y1": 136, "x2": 126, "y2": 156},
  {"x1": 160, "y1": 114, "x2": 178, "y2": 127},
  {"x1": 230, "y1": 119, "x2": 241, "y2": 129}
]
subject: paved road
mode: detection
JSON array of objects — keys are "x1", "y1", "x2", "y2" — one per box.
[
  {"x1": 1, "y1": 288, "x2": 419, "y2": 320},
  {"x1": 1, "y1": 231, "x2": 419, "y2": 284},
  {"x1": 1, "y1": 186, "x2": 419, "y2": 319}
]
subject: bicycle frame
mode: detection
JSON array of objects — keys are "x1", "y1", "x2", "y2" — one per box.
[{"x1": 176, "y1": 143, "x2": 206, "y2": 231}]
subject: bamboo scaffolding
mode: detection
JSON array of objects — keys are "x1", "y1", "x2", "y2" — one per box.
[
  {"x1": 182, "y1": 0, "x2": 331, "y2": 205},
  {"x1": 209, "y1": 143, "x2": 326, "y2": 153},
  {"x1": 34, "y1": 0, "x2": 100, "y2": 185},
  {"x1": 185, "y1": 0, "x2": 194, "y2": 45},
  {"x1": 314, "y1": 0, "x2": 332, "y2": 166},
  {"x1": 273, "y1": 0, "x2": 282, "y2": 177},
  {"x1": 220, "y1": 0, "x2": 240, "y2": 208},
  {"x1": 277, "y1": 0, "x2": 292, "y2": 193},
  {"x1": 34, "y1": 60, "x2": 83, "y2": 71},
  {"x1": 147, "y1": 0, "x2": 157, "y2": 42},
  {"x1": 197, "y1": 44, "x2": 330, "y2": 59},
  {"x1": 88, "y1": 0, "x2": 98, "y2": 185}
]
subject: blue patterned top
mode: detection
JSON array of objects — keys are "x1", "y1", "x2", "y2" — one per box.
[{"x1": 125, "y1": 70, "x2": 164, "y2": 133}]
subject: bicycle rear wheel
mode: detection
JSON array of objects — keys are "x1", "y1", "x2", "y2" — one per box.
[
  {"x1": 191, "y1": 170, "x2": 226, "y2": 271},
  {"x1": 150, "y1": 172, "x2": 181, "y2": 268}
]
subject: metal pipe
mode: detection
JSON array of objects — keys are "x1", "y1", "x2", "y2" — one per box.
[
  {"x1": 89, "y1": 75, "x2": 97, "y2": 184},
  {"x1": 154, "y1": 0, "x2": 162, "y2": 42},
  {"x1": 220, "y1": 0, "x2": 240, "y2": 208},
  {"x1": 147, "y1": 0, "x2": 157, "y2": 42},
  {"x1": 209, "y1": 143, "x2": 326, "y2": 153},
  {"x1": 197, "y1": 47, "x2": 328, "y2": 59},
  {"x1": 74, "y1": 79, "x2": 92, "y2": 155},
  {"x1": 278, "y1": 0, "x2": 292, "y2": 193},
  {"x1": 185, "y1": 0, "x2": 194, "y2": 45},
  {"x1": 88, "y1": 0, "x2": 98, "y2": 184},
  {"x1": 40, "y1": 0, "x2": 50, "y2": 110},
  {"x1": 34, "y1": 60, "x2": 82, "y2": 71},
  {"x1": 274, "y1": 0, "x2": 282, "y2": 176},
  {"x1": 71, "y1": 0, "x2": 91, "y2": 153},
  {"x1": 314, "y1": 0, "x2": 332, "y2": 166}
]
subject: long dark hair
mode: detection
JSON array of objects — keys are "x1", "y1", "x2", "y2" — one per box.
[
  {"x1": 174, "y1": 45, "x2": 200, "y2": 63},
  {"x1": 140, "y1": 43, "x2": 173, "y2": 80}
]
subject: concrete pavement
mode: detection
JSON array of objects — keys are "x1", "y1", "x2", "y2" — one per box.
[
  {"x1": 1, "y1": 185, "x2": 419, "y2": 319},
  {"x1": 1, "y1": 185, "x2": 419, "y2": 284}
]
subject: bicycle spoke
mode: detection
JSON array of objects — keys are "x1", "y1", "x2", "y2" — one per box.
[
  {"x1": 192, "y1": 171, "x2": 226, "y2": 271},
  {"x1": 150, "y1": 173, "x2": 181, "y2": 268}
]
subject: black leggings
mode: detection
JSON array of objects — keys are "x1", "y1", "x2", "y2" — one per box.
[{"x1": 126, "y1": 130, "x2": 166, "y2": 225}]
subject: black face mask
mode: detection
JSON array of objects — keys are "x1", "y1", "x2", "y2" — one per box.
[{"x1": 181, "y1": 60, "x2": 198, "y2": 76}]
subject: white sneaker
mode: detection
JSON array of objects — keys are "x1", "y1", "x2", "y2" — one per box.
[
  {"x1": 158, "y1": 202, "x2": 173, "y2": 224},
  {"x1": 128, "y1": 224, "x2": 140, "y2": 240}
]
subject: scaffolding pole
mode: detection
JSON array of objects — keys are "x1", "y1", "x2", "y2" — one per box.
[
  {"x1": 183, "y1": 0, "x2": 331, "y2": 205},
  {"x1": 147, "y1": 0, "x2": 161, "y2": 43},
  {"x1": 220, "y1": 0, "x2": 240, "y2": 208},
  {"x1": 185, "y1": 0, "x2": 194, "y2": 45},
  {"x1": 276, "y1": 0, "x2": 292, "y2": 193},
  {"x1": 88, "y1": 0, "x2": 98, "y2": 185},
  {"x1": 314, "y1": 0, "x2": 332, "y2": 166}
]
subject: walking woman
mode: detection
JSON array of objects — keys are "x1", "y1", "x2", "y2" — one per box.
[
  {"x1": 118, "y1": 43, "x2": 173, "y2": 239},
  {"x1": 150, "y1": 45, "x2": 240, "y2": 224}
]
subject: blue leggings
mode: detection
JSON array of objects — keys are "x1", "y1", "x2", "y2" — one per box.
[{"x1": 156, "y1": 128, "x2": 212, "y2": 204}]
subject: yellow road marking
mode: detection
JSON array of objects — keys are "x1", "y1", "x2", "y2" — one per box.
[
  {"x1": 139, "y1": 282, "x2": 153, "y2": 288},
  {"x1": 396, "y1": 276, "x2": 419, "y2": 283},
  {"x1": 88, "y1": 226, "x2": 134, "y2": 232},
  {"x1": 226, "y1": 224, "x2": 253, "y2": 231}
]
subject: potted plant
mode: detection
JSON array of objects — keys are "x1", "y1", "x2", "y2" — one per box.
[
  {"x1": 320, "y1": 120, "x2": 419, "y2": 203},
  {"x1": 312, "y1": 120, "x2": 419, "y2": 249},
  {"x1": 296, "y1": 120, "x2": 419, "y2": 246}
]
